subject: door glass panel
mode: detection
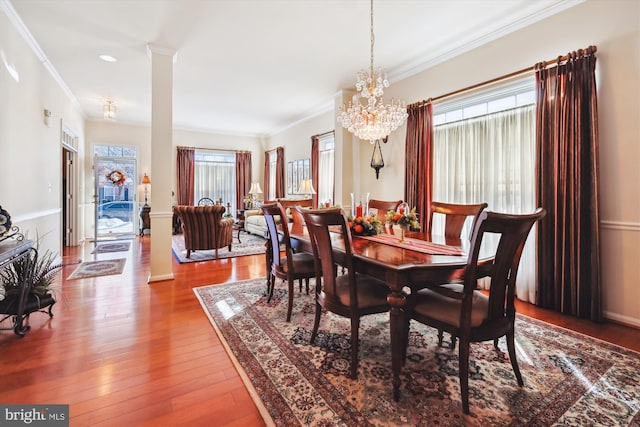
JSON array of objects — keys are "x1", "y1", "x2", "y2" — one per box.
[{"x1": 95, "y1": 156, "x2": 136, "y2": 238}]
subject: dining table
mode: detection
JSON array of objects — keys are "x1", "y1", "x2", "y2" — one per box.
[{"x1": 285, "y1": 221, "x2": 493, "y2": 401}]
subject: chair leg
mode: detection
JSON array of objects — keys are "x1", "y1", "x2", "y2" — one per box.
[
  {"x1": 459, "y1": 338, "x2": 471, "y2": 414},
  {"x1": 506, "y1": 331, "x2": 524, "y2": 386},
  {"x1": 450, "y1": 335, "x2": 457, "y2": 350},
  {"x1": 350, "y1": 317, "x2": 360, "y2": 380},
  {"x1": 437, "y1": 329, "x2": 444, "y2": 346},
  {"x1": 286, "y1": 278, "x2": 294, "y2": 322},
  {"x1": 305, "y1": 278, "x2": 310, "y2": 295},
  {"x1": 267, "y1": 273, "x2": 275, "y2": 303},
  {"x1": 493, "y1": 337, "x2": 500, "y2": 349},
  {"x1": 186, "y1": 249, "x2": 191, "y2": 258},
  {"x1": 310, "y1": 301, "x2": 322, "y2": 344},
  {"x1": 298, "y1": 278, "x2": 302, "y2": 293}
]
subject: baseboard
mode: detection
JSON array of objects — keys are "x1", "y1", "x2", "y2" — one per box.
[
  {"x1": 603, "y1": 310, "x2": 640, "y2": 329},
  {"x1": 147, "y1": 273, "x2": 175, "y2": 283}
]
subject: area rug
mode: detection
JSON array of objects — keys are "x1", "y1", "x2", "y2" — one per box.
[
  {"x1": 172, "y1": 233, "x2": 266, "y2": 263},
  {"x1": 90, "y1": 241, "x2": 131, "y2": 254},
  {"x1": 66, "y1": 258, "x2": 127, "y2": 280},
  {"x1": 194, "y1": 278, "x2": 640, "y2": 426}
]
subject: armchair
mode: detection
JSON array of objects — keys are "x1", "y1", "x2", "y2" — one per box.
[{"x1": 173, "y1": 205, "x2": 234, "y2": 258}]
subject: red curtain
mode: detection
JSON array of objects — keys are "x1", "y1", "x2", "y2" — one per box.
[
  {"x1": 535, "y1": 46, "x2": 601, "y2": 321},
  {"x1": 404, "y1": 102, "x2": 433, "y2": 231},
  {"x1": 263, "y1": 150, "x2": 270, "y2": 201},
  {"x1": 176, "y1": 146, "x2": 195, "y2": 206},
  {"x1": 311, "y1": 136, "x2": 319, "y2": 208},
  {"x1": 235, "y1": 151, "x2": 251, "y2": 210},
  {"x1": 275, "y1": 147, "x2": 285, "y2": 198}
]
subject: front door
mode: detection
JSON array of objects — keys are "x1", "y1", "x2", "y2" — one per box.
[{"x1": 95, "y1": 156, "x2": 137, "y2": 239}]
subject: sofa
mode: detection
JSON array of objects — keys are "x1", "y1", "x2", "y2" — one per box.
[{"x1": 244, "y1": 198, "x2": 313, "y2": 237}]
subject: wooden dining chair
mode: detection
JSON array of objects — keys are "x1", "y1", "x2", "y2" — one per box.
[
  {"x1": 429, "y1": 201, "x2": 488, "y2": 241},
  {"x1": 300, "y1": 207, "x2": 391, "y2": 380},
  {"x1": 408, "y1": 208, "x2": 545, "y2": 414},
  {"x1": 368, "y1": 199, "x2": 403, "y2": 224},
  {"x1": 261, "y1": 202, "x2": 315, "y2": 322}
]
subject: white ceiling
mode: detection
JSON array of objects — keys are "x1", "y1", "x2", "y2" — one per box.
[{"x1": 7, "y1": 0, "x2": 581, "y2": 136}]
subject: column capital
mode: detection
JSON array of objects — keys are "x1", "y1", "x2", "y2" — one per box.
[{"x1": 146, "y1": 44, "x2": 178, "y2": 63}]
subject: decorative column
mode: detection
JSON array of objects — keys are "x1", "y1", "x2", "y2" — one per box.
[{"x1": 147, "y1": 44, "x2": 177, "y2": 283}]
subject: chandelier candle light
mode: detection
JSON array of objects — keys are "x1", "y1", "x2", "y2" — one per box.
[{"x1": 338, "y1": 0, "x2": 408, "y2": 144}]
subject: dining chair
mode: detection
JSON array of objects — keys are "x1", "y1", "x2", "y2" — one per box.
[
  {"x1": 408, "y1": 208, "x2": 546, "y2": 414},
  {"x1": 429, "y1": 201, "x2": 489, "y2": 241},
  {"x1": 300, "y1": 207, "x2": 391, "y2": 380},
  {"x1": 368, "y1": 199, "x2": 403, "y2": 224},
  {"x1": 261, "y1": 202, "x2": 315, "y2": 322},
  {"x1": 426, "y1": 201, "x2": 489, "y2": 346}
]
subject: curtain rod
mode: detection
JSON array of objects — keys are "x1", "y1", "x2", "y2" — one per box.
[
  {"x1": 408, "y1": 45, "x2": 597, "y2": 108},
  {"x1": 176, "y1": 146, "x2": 250, "y2": 153},
  {"x1": 312, "y1": 130, "x2": 335, "y2": 139}
]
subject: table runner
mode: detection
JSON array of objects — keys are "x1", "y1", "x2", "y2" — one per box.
[{"x1": 360, "y1": 233, "x2": 465, "y2": 256}]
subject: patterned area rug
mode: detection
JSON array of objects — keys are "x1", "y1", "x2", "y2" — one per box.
[
  {"x1": 67, "y1": 258, "x2": 127, "y2": 280},
  {"x1": 91, "y1": 241, "x2": 131, "y2": 254},
  {"x1": 194, "y1": 278, "x2": 640, "y2": 426},
  {"x1": 172, "y1": 232, "x2": 266, "y2": 263}
]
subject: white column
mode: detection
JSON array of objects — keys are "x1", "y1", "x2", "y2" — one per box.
[{"x1": 147, "y1": 44, "x2": 177, "y2": 283}]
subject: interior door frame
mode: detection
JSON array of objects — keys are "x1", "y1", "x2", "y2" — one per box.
[{"x1": 61, "y1": 122, "x2": 79, "y2": 247}]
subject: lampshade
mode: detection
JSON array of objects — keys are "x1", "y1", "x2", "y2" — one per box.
[
  {"x1": 299, "y1": 179, "x2": 316, "y2": 195},
  {"x1": 141, "y1": 174, "x2": 151, "y2": 185},
  {"x1": 249, "y1": 182, "x2": 263, "y2": 195}
]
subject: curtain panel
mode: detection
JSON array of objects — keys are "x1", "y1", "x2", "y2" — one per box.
[
  {"x1": 276, "y1": 147, "x2": 285, "y2": 199},
  {"x1": 311, "y1": 136, "x2": 319, "y2": 208},
  {"x1": 235, "y1": 152, "x2": 252, "y2": 210},
  {"x1": 535, "y1": 48, "x2": 601, "y2": 321},
  {"x1": 405, "y1": 102, "x2": 433, "y2": 231},
  {"x1": 264, "y1": 151, "x2": 271, "y2": 202},
  {"x1": 176, "y1": 147, "x2": 195, "y2": 206},
  {"x1": 433, "y1": 105, "x2": 537, "y2": 301}
]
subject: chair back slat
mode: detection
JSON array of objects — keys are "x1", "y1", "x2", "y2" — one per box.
[
  {"x1": 261, "y1": 203, "x2": 293, "y2": 270},
  {"x1": 430, "y1": 201, "x2": 488, "y2": 240}
]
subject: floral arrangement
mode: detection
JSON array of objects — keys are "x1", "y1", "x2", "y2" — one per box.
[
  {"x1": 347, "y1": 214, "x2": 383, "y2": 236},
  {"x1": 106, "y1": 169, "x2": 127, "y2": 186},
  {"x1": 386, "y1": 206, "x2": 420, "y2": 230}
]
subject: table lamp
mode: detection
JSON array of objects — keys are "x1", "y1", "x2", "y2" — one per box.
[
  {"x1": 141, "y1": 173, "x2": 151, "y2": 207},
  {"x1": 249, "y1": 182, "x2": 263, "y2": 208}
]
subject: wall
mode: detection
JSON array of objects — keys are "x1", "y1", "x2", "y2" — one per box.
[
  {"x1": 0, "y1": 6, "x2": 85, "y2": 257},
  {"x1": 269, "y1": 0, "x2": 640, "y2": 326}
]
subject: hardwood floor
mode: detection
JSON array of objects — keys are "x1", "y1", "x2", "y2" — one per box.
[{"x1": 1, "y1": 236, "x2": 639, "y2": 426}]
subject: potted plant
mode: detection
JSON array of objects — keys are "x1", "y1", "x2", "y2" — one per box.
[{"x1": 0, "y1": 245, "x2": 60, "y2": 330}]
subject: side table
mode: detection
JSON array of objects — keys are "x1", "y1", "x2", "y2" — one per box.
[
  {"x1": 234, "y1": 209, "x2": 246, "y2": 243},
  {"x1": 139, "y1": 205, "x2": 151, "y2": 236}
]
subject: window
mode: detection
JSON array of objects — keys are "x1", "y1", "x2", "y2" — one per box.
[
  {"x1": 194, "y1": 150, "x2": 236, "y2": 212},
  {"x1": 432, "y1": 78, "x2": 538, "y2": 302},
  {"x1": 317, "y1": 132, "x2": 335, "y2": 205}
]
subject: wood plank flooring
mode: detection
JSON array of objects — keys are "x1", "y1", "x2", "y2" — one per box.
[{"x1": 0, "y1": 236, "x2": 638, "y2": 426}]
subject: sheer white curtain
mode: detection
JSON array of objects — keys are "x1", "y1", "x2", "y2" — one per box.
[
  {"x1": 318, "y1": 149, "x2": 334, "y2": 205},
  {"x1": 433, "y1": 105, "x2": 537, "y2": 302},
  {"x1": 194, "y1": 154, "x2": 236, "y2": 212}
]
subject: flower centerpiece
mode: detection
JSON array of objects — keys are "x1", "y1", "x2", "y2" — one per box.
[
  {"x1": 386, "y1": 204, "x2": 420, "y2": 242},
  {"x1": 106, "y1": 169, "x2": 127, "y2": 186},
  {"x1": 348, "y1": 214, "x2": 383, "y2": 236}
]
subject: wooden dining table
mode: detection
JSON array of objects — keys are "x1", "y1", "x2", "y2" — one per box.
[{"x1": 285, "y1": 222, "x2": 491, "y2": 401}]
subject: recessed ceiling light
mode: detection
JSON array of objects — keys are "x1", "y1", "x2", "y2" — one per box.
[{"x1": 99, "y1": 54, "x2": 117, "y2": 63}]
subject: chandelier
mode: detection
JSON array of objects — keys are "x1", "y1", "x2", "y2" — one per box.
[
  {"x1": 338, "y1": 0, "x2": 407, "y2": 144},
  {"x1": 103, "y1": 100, "x2": 116, "y2": 120}
]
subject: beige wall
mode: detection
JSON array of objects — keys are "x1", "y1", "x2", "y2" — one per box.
[{"x1": 269, "y1": 0, "x2": 640, "y2": 326}]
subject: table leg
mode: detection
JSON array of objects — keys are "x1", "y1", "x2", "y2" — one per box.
[{"x1": 388, "y1": 286, "x2": 407, "y2": 401}]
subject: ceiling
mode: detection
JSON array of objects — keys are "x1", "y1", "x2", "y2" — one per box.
[{"x1": 7, "y1": 0, "x2": 580, "y2": 137}]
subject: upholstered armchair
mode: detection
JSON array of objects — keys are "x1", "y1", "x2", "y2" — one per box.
[{"x1": 173, "y1": 205, "x2": 234, "y2": 258}]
